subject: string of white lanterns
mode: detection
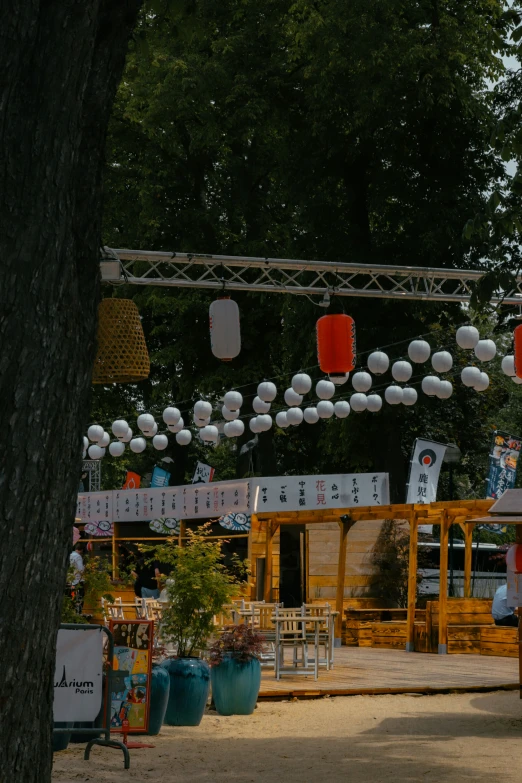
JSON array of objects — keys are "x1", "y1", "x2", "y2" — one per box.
[{"x1": 83, "y1": 324, "x2": 519, "y2": 459}]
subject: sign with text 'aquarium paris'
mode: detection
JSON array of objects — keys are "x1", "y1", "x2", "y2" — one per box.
[{"x1": 76, "y1": 473, "x2": 389, "y2": 524}]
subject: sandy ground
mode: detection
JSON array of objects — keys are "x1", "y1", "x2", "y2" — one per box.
[{"x1": 52, "y1": 690, "x2": 522, "y2": 783}]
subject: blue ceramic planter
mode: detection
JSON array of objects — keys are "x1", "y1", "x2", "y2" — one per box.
[
  {"x1": 211, "y1": 655, "x2": 261, "y2": 716},
  {"x1": 160, "y1": 657, "x2": 210, "y2": 726},
  {"x1": 52, "y1": 722, "x2": 74, "y2": 752},
  {"x1": 148, "y1": 663, "x2": 171, "y2": 735}
]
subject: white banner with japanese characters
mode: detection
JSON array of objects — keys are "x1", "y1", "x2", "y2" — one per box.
[
  {"x1": 252, "y1": 473, "x2": 389, "y2": 513},
  {"x1": 406, "y1": 439, "x2": 447, "y2": 533},
  {"x1": 77, "y1": 473, "x2": 389, "y2": 523}
]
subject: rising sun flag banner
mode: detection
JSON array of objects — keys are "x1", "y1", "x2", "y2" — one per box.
[{"x1": 406, "y1": 439, "x2": 447, "y2": 533}]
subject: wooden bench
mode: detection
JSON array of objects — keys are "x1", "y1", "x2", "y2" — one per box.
[
  {"x1": 480, "y1": 626, "x2": 518, "y2": 657},
  {"x1": 343, "y1": 608, "x2": 425, "y2": 648},
  {"x1": 426, "y1": 599, "x2": 493, "y2": 654}
]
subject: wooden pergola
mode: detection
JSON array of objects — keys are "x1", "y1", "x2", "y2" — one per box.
[{"x1": 253, "y1": 499, "x2": 494, "y2": 650}]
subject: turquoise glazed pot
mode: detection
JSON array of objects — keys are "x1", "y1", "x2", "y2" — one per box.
[
  {"x1": 52, "y1": 722, "x2": 74, "y2": 752},
  {"x1": 147, "y1": 663, "x2": 171, "y2": 735},
  {"x1": 211, "y1": 655, "x2": 261, "y2": 716},
  {"x1": 160, "y1": 657, "x2": 210, "y2": 726}
]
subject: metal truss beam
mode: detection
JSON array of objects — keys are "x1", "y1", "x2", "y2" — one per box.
[{"x1": 100, "y1": 248, "x2": 522, "y2": 305}]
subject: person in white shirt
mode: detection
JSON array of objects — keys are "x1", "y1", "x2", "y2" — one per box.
[
  {"x1": 69, "y1": 543, "x2": 85, "y2": 612},
  {"x1": 492, "y1": 584, "x2": 518, "y2": 627}
]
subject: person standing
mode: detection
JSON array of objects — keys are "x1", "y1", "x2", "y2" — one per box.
[
  {"x1": 69, "y1": 542, "x2": 85, "y2": 613},
  {"x1": 492, "y1": 583, "x2": 519, "y2": 627}
]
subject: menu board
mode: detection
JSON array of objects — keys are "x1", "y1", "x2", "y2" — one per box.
[{"x1": 109, "y1": 620, "x2": 153, "y2": 734}]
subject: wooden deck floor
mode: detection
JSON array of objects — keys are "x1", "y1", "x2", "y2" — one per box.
[{"x1": 258, "y1": 646, "x2": 519, "y2": 699}]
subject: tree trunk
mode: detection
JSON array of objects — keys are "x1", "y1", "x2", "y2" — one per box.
[{"x1": 0, "y1": 3, "x2": 141, "y2": 780}]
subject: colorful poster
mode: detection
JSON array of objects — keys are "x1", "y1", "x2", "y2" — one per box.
[
  {"x1": 123, "y1": 472, "x2": 141, "y2": 490},
  {"x1": 151, "y1": 466, "x2": 171, "y2": 488},
  {"x1": 192, "y1": 462, "x2": 215, "y2": 484},
  {"x1": 486, "y1": 431, "x2": 521, "y2": 502},
  {"x1": 109, "y1": 620, "x2": 153, "y2": 734}
]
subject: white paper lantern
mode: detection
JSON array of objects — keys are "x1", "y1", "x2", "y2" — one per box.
[
  {"x1": 257, "y1": 414, "x2": 273, "y2": 432},
  {"x1": 502, "y1": 355, "x2": 516, "y2": 377},
  {"x1": 88, "y1": 444, "x2": 105, "y2": 459},
  {"x1": 512, "y1": 375, "x2": 522, "y2": 385},
  {"x1": 249, "y1": 417, "x2": 262, "y2": 433},
  {"x1": 163, "y1": 407, "x2": 181, "y2": 425},
  {"x1": 408, "y1": 340, "x2": 431, "y2": 363},
  {"x1": 474, "y1": 372, "x2": 490, "y2": 392},
  {"x1": 352, "y1": 372, "x2": 372, "y2": 392},
  {"x1": 275, "y1": 411, "x2": 290, "y2": 428},
  {"x1": 82, "y1": 450, "x2": 87, "y2": 459},
  {"x1": 334, "y1": 400, "x2": 350, "y2": 419},
  {"x1": 292, "y1": 373, "x2": 312, "y2": 395},
  {"x1": 329, "y1": 373, "x2": 349, "y2": 386},
  {"x1": 366, "y1": 394, "x2": 383, "y2": 412},
  {"x1": 168, "y1": 418, "x2": 184, "y2": 433},
  {"x1": 201, "y1": 425, "x2": 219, "y2": 442},
  {"x1": 194, "y1": 400, "x2": 212, "y2": 419},
  {"x1": 461, "y1": 366, "x2": 481, "y2": 387},
  {"x1": 431, "y1": 351, "x2": 453, "y2": 373},
  {"x1": 350, "y1": 393, "x2": 368, "y2": 412},
  {"x1": 194, "y1": 415, "x2": 210, "y2": 428},
  {"x1": 224, "y1": 391, "x2": 243, "y2": 411},
  {"x1": 121, "y1": 427, "x2": 133, "y2": 443},
  {"x1": 367, "y1": 351, "x2": 389, "y2": 375},
  {"x1": 109, "y1": 441, "x2": 125, "y2": 457},
  {"x1": 421, "y1": 376, "x2": 441, "y2": 397},
  {"x1": 304, "y1": 407, "x2": 320, "y2": 424},
  {"x1": 317, "y1": 400, "x2": 334, "y2": 419},
  {"x1": 153, "y1": 434, "x2": 169, "y2": 450},
  {"x1": 284, "y1": 388, "x2": 303, "y2": 407},
  {"x1": 391, "y1": 361, "x2": 412, "y2": 383},
  {"x1": 144, "y1": 422, "x2": 158, "y2": 438},
  {"x1": 287, "y1": 407, "x2": 304, "y2": 426},
  {"x1": 384, "y1": 385, "x2": 403, "y2": 405},
  {"x1": 87, "y1": 424, "x2": 104, "y2": 443},
  {"x1": 209, "y1": 298, "x2": 241, "y2": 360},
  {"x1": 98, "y1": 431, "x2": 110, "y2": 448},
  {"x1": 222, "y1": 406, "x2": 239, "y2": 421},
  {"x1": 437, "y1": 380, "x2": 453, "y2": 399},
  {"x1": 176, "y1": 429, "x2": 192, "y2": 446},
  {"x1": 253, "y1": 396, "x2": 271, "y2": 414},
  {"x1": 316, "y1": 380, "x2": 335, "y2": 400},
  {"x1": 474, "y1": 339, "x2": 496, "y2": 362},
  {"x1": 402, "y1": 387, "x2": 417, "y2": 406},
  {"x1": 456, "y1": 325, "x2": 479, "y2": 349},
  {"x1": 137, "y1": 413, "x2": 155, "y2": 433},
  {"x1": 257, "y1": 382, "x2": 277, "y2": 402},
  {"x1": 112, "y1": 419, "x2": 129, "y2": 438},
  {"x1": 83, "y1": 436, "x2": 89, "y2": 451},
  {"x1": 224, "y1": 420, "x2": 245, "y2": 437},
  {"x1": 130, "y1": 437, "x2": 147, "y2": 454}
]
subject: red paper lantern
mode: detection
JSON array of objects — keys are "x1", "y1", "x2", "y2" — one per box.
[
  {"x1": 506, "y1": 544, "x2": 522, "y2": 573},
  {"x1": 514, "y1": 324, "x2": 522, "y2": 378},
  {"x1": 316, "y1": 314, "x2": 356, "y2": 376}
]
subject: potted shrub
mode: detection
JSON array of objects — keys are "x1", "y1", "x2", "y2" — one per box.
[
  {"x1": 153, "y1": 525, "x2": 245, "y2": 726},
  {"x1": 208, "y1": 625, "x2": 265, "y2": 716}
]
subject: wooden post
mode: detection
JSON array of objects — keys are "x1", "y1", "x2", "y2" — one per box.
[
  {"x1": 264, "y1": 521, "x2": 278, "y2": 602},
  {"x1": 438, "y1": 511, "x2": 449, "y2": 654},
  {"x1": 178, "y1": 520, "x2": 186, "y2": 548},
  {"x1": 463, "y1": 522, "x2": 473, "y2": 598},
  {"x1": 406, "y1": 511, "x2": 418, "y2": 652},
  {"x1": 335, "y1": 517, "x2": 354, "y2": 640}
]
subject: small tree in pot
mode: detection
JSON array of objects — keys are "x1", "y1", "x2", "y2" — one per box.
[
  {"x1": 209, "y1": 625, "x2": 265, "y2": 716},
  {"x1": 152, "y1": 525, "x2": 247, "y2": 726}
]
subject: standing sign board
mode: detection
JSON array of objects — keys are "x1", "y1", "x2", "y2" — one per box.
[
  {"x1": 406, "y1": 439, "x2": 448, "y2": 534},
  {"x1": 109, "y1": 620, "x2": 154, "y2": 734},
  {"x1": 54, "y1": 629, "x2": 103, "y2": 722}
]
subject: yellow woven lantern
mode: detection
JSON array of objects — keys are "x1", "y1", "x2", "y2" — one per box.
[{"x1": 92, "y1": 299, "x2": 150, "y2": 384}]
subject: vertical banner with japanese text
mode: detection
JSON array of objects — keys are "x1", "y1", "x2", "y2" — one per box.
[{"x1": 486, "y1": 430, "x2": 521, "y2": 501}]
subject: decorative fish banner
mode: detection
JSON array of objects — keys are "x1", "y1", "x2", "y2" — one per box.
[
  {"x1": 84, "y1": 520, "x2": 114, "y2": 537},
  {"x1": 149, "y1": 517, "x2": 180, "y2": 535},
  {"x1": 218, "y1": 512, "x2": 251, "y2": 532}
]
